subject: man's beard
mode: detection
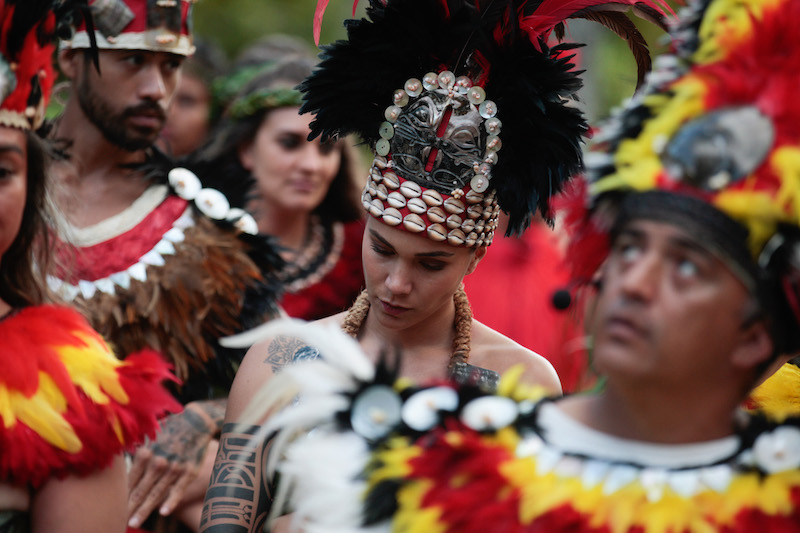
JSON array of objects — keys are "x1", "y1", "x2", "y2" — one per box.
[{"x1": 77, "y1": 70, "x2": 166, "y2": 152}]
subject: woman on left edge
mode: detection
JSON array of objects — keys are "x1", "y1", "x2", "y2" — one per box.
[{"x1": 0, "y1": 2, "x2": 178, "y2": 532}]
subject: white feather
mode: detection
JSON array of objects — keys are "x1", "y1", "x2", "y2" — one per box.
[
  {"x1": 238, "y1": 318, "x2": 375, "y2": 427},
  {"x1": 222, "y1": 318, "x2": 375, "y2": 381},
  {"x1": 273, "y1": 431, "x2": 376, "y2": 532},
  {"x1": 218, "y1": 318, "x2": 287, "y2": 348},
  {"x1": 232, "y1": 319, "x2": 383, "y2": 531}
]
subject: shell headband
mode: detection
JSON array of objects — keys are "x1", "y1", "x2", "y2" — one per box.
[
  {"x1": 362, "y1": 70, "x2": 502, "y2": 247},
  {"x1": 64, "y1": 0, "x2": 195, "y2": 56}
]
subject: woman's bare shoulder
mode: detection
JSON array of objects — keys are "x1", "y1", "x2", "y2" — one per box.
[
  {"x1": 314, "y1": 311, "x2": 347, "y2": 327},
  {"x1": 470, "y1": 320, "x2": 562, "y2": 394},
  {"x1": 238, "y1": 313, "x2": 346, "y2": 378},
  {"x1": 226, "y1": 315, "x2": 344, "y2": 422}
]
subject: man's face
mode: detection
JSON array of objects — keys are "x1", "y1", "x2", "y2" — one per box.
[
  {"x1": 77, "y1": 50, "x2": 184, "y2": 151},
  {"x1": 589, "y1": 219, "x2": 759, "y2": 390}
]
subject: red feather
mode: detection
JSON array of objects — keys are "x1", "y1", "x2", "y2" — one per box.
[
  {"x1": 313, "y1": 0, "x2": 332, "y2": 46},
  {"x1": 553, "y1": 176, "x2": 610, "y2": 285},
  {"x1": 0, "y1": 305, "x2": 179, "y2": 488},
  {"x1": 518, "y1": 0, "x2": 673, "y2": 46}
]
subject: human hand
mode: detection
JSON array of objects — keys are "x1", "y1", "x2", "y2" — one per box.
[
  {"x1": 127, "y1": 402, "x2": 222, "y2": 528},
  {"x1": 271, "y1": 514, "x2": 295, "y2": 533}
]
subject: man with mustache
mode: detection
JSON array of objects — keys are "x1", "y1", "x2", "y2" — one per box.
[{"x1": 47, "y1": 1, "x2": 281, "y2": 531}]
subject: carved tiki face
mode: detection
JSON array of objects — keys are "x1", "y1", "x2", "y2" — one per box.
[{"x1": 390, "y1": 90, "x2": 485, "y2": 194}]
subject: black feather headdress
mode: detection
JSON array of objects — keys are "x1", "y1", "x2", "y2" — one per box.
[{"x1": 302, "y1": 0, "x2": 669, "y2": 240}]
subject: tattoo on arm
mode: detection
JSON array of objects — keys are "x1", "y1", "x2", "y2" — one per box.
[
  {"x1": 199, "y1": 423, "x2": 272, "y2": 533},
  {"x1": 191, "y1": 398, "x2": 227, "y2": 434},
  {"x1": 150, "y1": 407, "x2": 213, "y2": 464},
  {"x1": 264, "y1": 336, "x2": 321, "y2": 373}
]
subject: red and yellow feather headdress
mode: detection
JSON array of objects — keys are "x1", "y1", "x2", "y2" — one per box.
[{"x1": 562, "y1": 0, "x2": 800, "y2": 354}]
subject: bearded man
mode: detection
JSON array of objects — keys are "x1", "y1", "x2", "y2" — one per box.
[{"x1": 48, "y1": 1, "x2": 281, "y2": 530}]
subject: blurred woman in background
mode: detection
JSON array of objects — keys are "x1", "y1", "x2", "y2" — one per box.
[
  {"x1": 158, "y1": 39, "x2": 230, "y2": 159},
  {"x1": 190, "y1": 55, "x2": 365, "y2": 320}
]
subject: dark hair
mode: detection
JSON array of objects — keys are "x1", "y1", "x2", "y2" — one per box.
[
  {"x1": 183, "y1": 38, "x2": 229, "y2": 86},
  {"x1": 233, "y1": 34, "x2": 313, "y2": 71},
  {"x1": 189, "y1": 56, "x2": 363, "y2": 223},
  {"x1": 0, "y1": 130, "x2": 52, "y2": 307}
]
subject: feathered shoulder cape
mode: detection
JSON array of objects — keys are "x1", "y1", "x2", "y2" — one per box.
[
  {"x1": 0, "y1": 305, "x2": 179, "y2": 488},
  {"x1": 48, "y1": 157, "x2": 283, "y2": 400}
]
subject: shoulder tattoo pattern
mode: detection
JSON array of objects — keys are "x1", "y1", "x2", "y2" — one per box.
[{"x1": 264, "y1": 336, "x2": 321, "y2": 373}]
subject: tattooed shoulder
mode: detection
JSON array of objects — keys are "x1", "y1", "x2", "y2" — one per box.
[{"x1": 264, "y1": 335, "x2": 321, "y2": 372}]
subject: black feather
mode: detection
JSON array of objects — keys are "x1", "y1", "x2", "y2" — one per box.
[
  {"x1": 4, "y1": 1, "x2": 99, "y2": 70},
  {"x1": 5, "y1": 1, "x2": 53, "y2": 58},
  {"x1": 301, "y1": 0, "x2": 587, "y2": 231},
  {"x1": 302, "y1": 0, "x2": 668, "y2": 234},
  {"x1": 487, "y1": 40, "x2": 586, "y2": 232}
]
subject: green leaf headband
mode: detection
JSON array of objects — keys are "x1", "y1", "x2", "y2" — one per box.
[{"x1": 228, "y1": 87, "x2": 304, "y2": 120}]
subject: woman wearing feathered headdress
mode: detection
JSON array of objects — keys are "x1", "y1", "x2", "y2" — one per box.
[
  {"x1": 198, "y1": 0, "x2": 669, "y2": 531},
  {"x1": 0, "y1": 2, "x2": 178, "y2": 531},
  {"x1": 209, "y1": 0, "x2": 800, "y2": 531}
]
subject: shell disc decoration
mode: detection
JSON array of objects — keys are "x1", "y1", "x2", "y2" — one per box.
[{"x1": 362, "y1": 71, "x2": 502, "y2": 248}]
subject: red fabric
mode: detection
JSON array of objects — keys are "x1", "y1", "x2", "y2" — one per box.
[
  {"x1": 464, "y1": 221, "x2": 587, "y2": 392},
  {"x1": 53, "y1": 195, "x2": 189, "y2": 283},
  {"x1": 280, "y1": 219, "x2": 366, "y2": 321},
  {"x1": 0, "y1": 7, "x2": 56, "y2": 122},
  {"x1": 74, "y1": 0, "x2": 192, "y2": 38},
  {"x1": 0, "y1": 305, "x2": 180, "y2": 488}
]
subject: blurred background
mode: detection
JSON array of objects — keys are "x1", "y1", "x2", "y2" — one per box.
[{"x1": 192, "y1": 0, "x2": 674, "y2": 124}]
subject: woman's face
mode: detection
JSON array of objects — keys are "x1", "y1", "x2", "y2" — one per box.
[
  {"x1": 0, "y1": 127, "x2": 27, "y2": 263},
  {"x1": 240, "y1": 106, "x2": 341, "y2": 216},
  {"x1": 159, "y1": 73, "x2": 212, "y2": 158},
  {"x1": 362, "y1": 216, "x2": 485, "y2": 331}
]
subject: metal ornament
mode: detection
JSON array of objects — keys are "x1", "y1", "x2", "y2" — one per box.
[
  {"x1": 378, "y1": 72, "x2": 501, "y2": 198},
  {"x1": 90, "y1": 0, "x2": 135, "y2": 38}
]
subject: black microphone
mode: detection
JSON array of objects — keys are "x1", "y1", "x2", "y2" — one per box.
[
  {"x1": 551, "y1": 288, "x2": 572, "y2": 310},
  {"x1": 552, "y1": 276, "x2": 604, "y2": 311}
]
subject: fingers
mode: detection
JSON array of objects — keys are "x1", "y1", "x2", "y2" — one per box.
[
  {"x1": 126, "y1": 409, "x2": 216, "y2": 528},
  {"x1": 127, "y1": 445, "x2": 151, "y2": 493},
  {"x1": 158, "y1": 469, "x2": 198, "y2": 517},
  {"x1": 127, "y1": 455, "x2": 189, "y2": 528}
]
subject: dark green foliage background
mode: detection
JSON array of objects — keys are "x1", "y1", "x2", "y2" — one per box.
[{"x1": 193, "y1": 0, "x2": 671, "y2": 122}]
